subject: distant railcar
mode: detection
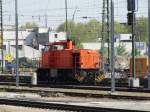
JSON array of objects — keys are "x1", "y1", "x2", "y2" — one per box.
[{"x1": 130, "y1": 57, "x2": 148, "y2": 78}]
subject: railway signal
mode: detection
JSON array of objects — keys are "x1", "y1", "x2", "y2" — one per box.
[
  {"x1": 127, "y1": 0, "x2": 140, "y2": 87},
  {"x1": 127, "y1": 12, "x2": 135, "y2": 26},
  {"x1": 127, "y1": 0, "x2": 136, "y2": 26},
  {"x1": 127, "y1": 0, "x2": 136, "y2": 80},
  {"x1": 127, "y1": 0, "x2": 135, "y2": 11}
]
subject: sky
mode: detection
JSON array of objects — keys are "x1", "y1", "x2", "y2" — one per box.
[{"x1": 2, "y1": 0, "x2": 148, "y2": 30}]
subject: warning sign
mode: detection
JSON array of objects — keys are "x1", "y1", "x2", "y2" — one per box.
[{"x1": 5, "y1": 54, "x2": 13, "y2": 62}]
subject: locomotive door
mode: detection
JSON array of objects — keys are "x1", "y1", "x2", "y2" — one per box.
[{"x1": 73, "y1": 52, "x2": 80, "y2": 73}]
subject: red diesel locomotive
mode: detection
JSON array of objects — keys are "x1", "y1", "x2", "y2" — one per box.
[{"x1": 37, "y1": 40, "x2": 102, "y2": 83}]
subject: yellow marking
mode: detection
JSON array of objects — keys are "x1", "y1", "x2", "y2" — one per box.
[
  {"x1": 95, "y1": 74, "x2": 105, "y2": 82},
  {"x1": 5, "y1": 54, "x2": 13, "y2": 62}
]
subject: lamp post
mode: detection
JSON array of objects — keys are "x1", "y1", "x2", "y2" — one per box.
[{"x1": 15, "y1": 0, "x2": 19, "y2": 87}]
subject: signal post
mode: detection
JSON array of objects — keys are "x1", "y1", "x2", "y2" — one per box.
[{"x1": 127, "y1": 0, "x2": 139, "y2": 87}]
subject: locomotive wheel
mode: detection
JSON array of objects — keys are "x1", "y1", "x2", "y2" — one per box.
[
  {"x1": 75, "y1": 74, "x2": 85, "y2": 82},
  {"x1": 75, "y1": 71, "x2": 96, "y2": 83}
]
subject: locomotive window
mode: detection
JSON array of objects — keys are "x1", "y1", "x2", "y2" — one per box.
[
  {"x1": 55, "y1": 34, "x2": 58, "y2": 38},
  {"x1": 55, "y1": 45, "x2": 63, "y2": 50},
  {"x1": 44, "y1": 46, "x2": 49, "y2": 52}
]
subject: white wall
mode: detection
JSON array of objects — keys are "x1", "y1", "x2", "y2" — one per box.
[
  {"x1": 24, "y1": 45, "x2": 42, "y2": 59},
  {"x1": 3, "y1": 30, "x2": 32, "y2": 40},
  {"x1": 49, "y1": 32, "x2": 67, "y2": 42},
  {"x1": 3, "y1": 44, "x2": 44, "y2": 60},
  {"x1": 82, "y1": 43, "x2": 103, "y2": 50},
  {"x1": 82, "y1": 42, "x2": 147, "y2": 55},
  {"x1": 0, "y1": 30, "x2": 47, "y2": 61}
]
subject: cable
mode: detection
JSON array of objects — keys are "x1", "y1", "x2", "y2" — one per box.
[{"x1": 1, "y1": 0, "x2": 149, "y2": 30}]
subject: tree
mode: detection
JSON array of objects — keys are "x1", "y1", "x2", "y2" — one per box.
[
  {"x1": 70, "y1": 35, "x2": 83, "y2": 48},
  {"x1": 57, "y1": 17, "x2": 149, "y2": 44},
  {"x1": 116, "y1": 44, "x2": 127, "y2": 56},
  {"x1": 135, "y1": 17, "x2": 148, "y2": 42},
  {"x1": 135, "y1": 49, "x2": 141, "y2": 56},
  {"x1": 57, "y1": 20, "x2": 102, "y2": 43},
  {"x1": 115, "y1": 22, "x2": 129, "y2": 34},
  {"x1": 100, "y1": 46, "x2": 108, "y2": 56},
  {"x1": 57, "y1": 19, "x2": 132, "y2": 43},
  {"x1": 20, "y1": 22, "x2": 38, "y2": 29}
]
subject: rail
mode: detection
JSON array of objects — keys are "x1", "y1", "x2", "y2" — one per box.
[{"x1": 0, "y1": 98, "x2": 146, "y2": 112}]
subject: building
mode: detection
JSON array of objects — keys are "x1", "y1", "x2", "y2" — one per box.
[
  {"x1": 1, "y1": 28, "x2": 67, "y2": 60},
  {"x1": 82, "y1": 33, "x2": 147, "y2": 56},
  {"x1": 25, "y1": 27, "x2": 49, "y2": 47},
  {"x1": 1, "y1": 29, "x2": 45, "y2": 61},
  {"x1": 49, "y1": 32, "x2": 67, "y2": 43},
  {"x1": 115, "y1": 34, "x2": 132, "y2": 42}
]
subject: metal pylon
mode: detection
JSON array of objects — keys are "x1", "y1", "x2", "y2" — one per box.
[{"x1": 101, "y1": 0, "x2": 110, "y2": 70}]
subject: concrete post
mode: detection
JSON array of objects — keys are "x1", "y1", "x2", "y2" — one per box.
[
  {"x1": 110, "y1": 0, "x2": 115, "y2": 93},
  {"x1": 31, "y1": 72, "x2": 37, "y2": 85}
]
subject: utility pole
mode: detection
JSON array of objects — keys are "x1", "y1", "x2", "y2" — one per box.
[
  {"x1": 72, "y1": 7, "x2": 78, "y2": 22},
  {"x1": 65, "y1": 0, "x2": 68, "y2": 37},
  {"x1": 101, "y1": 0, "x2": 107, "y2": 70},
  {"x1": 70, "y1": 7, "x2": 78, "y2": 39},
  {"x1": 15, "y1": 0, "x2": 19, "y2": 87},
  {"x1": 110, "y1": 0, "x2": 115, "y2": 93},
  {"x1": 131, "y1": 11, "x2": 136, "y2": 79},
  {"x1": 107, "y1": 0, "x2": 110, "y2": 65},
  {"x1": 101, "y1": 0, "x2": 110, "y2": 70},
  {"x1": 148, "y1": 0, "x2": 150, "y2": 89},
  {"x1": 0, "y1": 0, "x2": 3, "y2": 73}
]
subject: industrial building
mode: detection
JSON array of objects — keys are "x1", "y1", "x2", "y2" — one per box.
[{"x1": 82, "y1": 34, "x2": 147, "y2": 55}]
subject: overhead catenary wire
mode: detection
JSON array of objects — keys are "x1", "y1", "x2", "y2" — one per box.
[{"x1": 0, "y1": 0, "x2": 149, "y2": 29}]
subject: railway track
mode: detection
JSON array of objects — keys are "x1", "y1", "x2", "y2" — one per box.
[
  {"x1": 0, "y1": 98, "x2": 147, "y2": 112},
  {"x1": 36, "y1": 84, "x2": 150, "y2": 93},
  {"x1": 0, "y1": 82, "x2": 149, "y2": 93},
  {"x1": 0, "y1": 84, "x2": 149, "y2": 100}
]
